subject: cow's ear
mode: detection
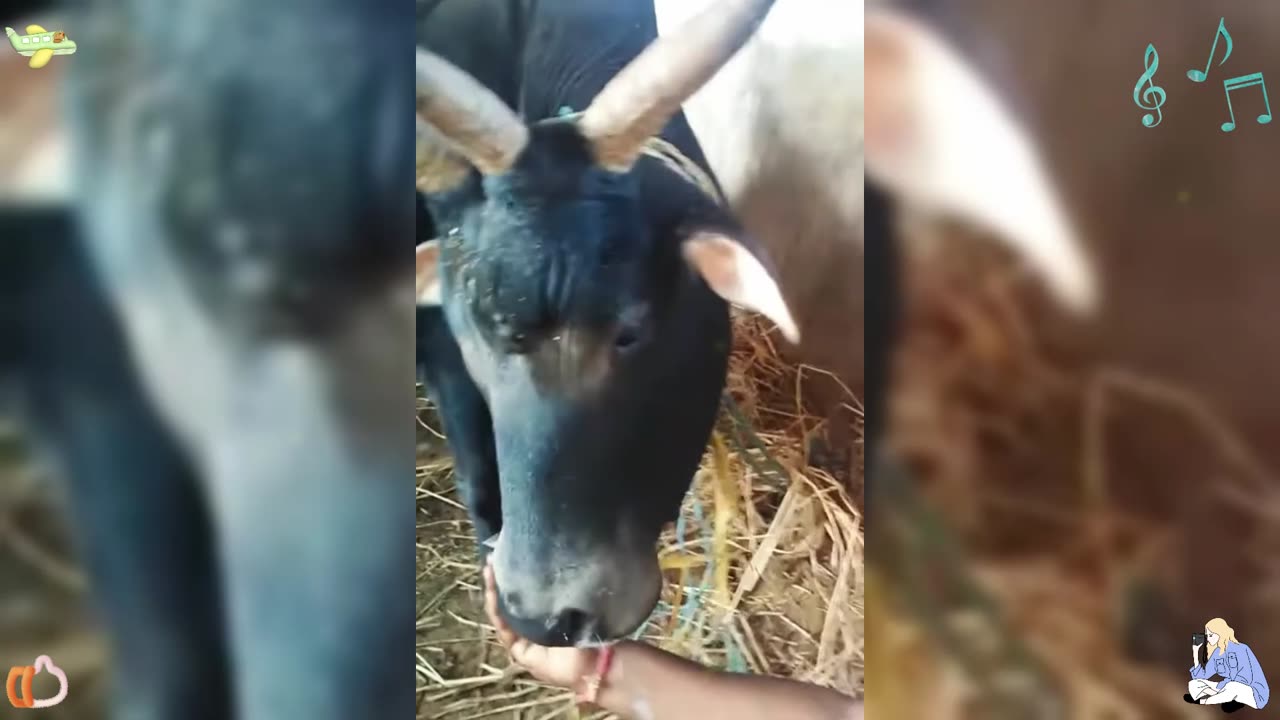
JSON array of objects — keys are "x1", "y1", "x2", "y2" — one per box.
[
  {"x1": 416, "y1": 240, "x2": 442, "y2": 306},
  {"x1": 3, "y1": 74, "x2": 71, "y2": 204},
  {"x1": 864, "y1": 9, "x2": 1097, "y2": 313},
  {"x1": 682, "y1": 231, "x2": 800, "y2": 344}
]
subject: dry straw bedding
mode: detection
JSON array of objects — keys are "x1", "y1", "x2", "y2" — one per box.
[
  {"x1": 417, "y1": 312, "x2": 864, "y2": 720},
  {"x1": 875, "y1": 225, "x2": 1280, "y2": 719}
]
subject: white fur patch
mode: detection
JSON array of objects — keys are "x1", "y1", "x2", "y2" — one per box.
[{"x1": 865, "y1": 8, "x2": 1098, "y2": 313}]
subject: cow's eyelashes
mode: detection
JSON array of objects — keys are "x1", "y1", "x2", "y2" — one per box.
[
  {"x1": 612, "y1": 318, "x2": 650, "y2": 355},
  {"x1": 612, "y1": 305, "x2": 651, "y2": 355},
  {"x1": 613, "y1": 328, "x2": 642, "y2": 353}
]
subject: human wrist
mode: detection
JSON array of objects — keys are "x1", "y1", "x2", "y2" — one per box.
[
  {"x1": 574, "y1": 643, "x2": 618, "y2": 705},
  {"x1": 588, "y1": 641, "x2": 650, "y2": 714}
]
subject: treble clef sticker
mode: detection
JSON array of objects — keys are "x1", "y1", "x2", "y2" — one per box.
[{"x1": 1134, "y1": 43, "x2": 1166, "y2": 128}]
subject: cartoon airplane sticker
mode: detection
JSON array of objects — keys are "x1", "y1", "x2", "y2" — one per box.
[{"x1": 6, "y1": 24, "x2": 77, "y2": 69}]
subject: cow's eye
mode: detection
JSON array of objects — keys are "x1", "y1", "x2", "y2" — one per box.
[
  {"x1": 613, "y1": 319, "x2": 650, "y2": 355},
  {"x1": 613, "y1": 305, "x2": 650, "y2": 355},
  {"x1": 614, "y1": 328, "x2": 641, "y2": 352}
]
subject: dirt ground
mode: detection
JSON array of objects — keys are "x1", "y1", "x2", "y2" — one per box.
[{"x1": 415, "y1": 404, "x2": 499, "y2": 711}]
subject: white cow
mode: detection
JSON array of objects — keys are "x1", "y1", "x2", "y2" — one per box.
[{"x1": 655, "y1": 0, "x2": 1097, "y2": 382}]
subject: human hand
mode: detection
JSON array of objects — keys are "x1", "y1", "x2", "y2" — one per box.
[{"x1": 483, "y1": 561, "x2": 601, "y2": 689}]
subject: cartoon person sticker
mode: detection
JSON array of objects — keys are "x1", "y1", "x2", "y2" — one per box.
[{"x1": 1186, "y1": 617, "x2": 1270, "y2": 711}]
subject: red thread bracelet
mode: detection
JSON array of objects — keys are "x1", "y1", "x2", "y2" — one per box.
[{"x1": 577, "y1": 645, "x2": 616, "y2": 704}]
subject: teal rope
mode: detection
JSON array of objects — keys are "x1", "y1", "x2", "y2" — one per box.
[{"x1": 662, "y1": 393, "x2": 796, "y2": 673}]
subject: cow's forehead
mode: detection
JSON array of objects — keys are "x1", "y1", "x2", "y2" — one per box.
[
  {"x1": 436, "y1": 173, "x2": 650, "y2": 330},
  {"x1": 448, "y1": 212, "x2": 641, "y2": 342}
]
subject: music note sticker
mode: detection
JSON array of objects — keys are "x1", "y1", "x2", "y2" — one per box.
[
  {"x1": 1220, "y1": 72, "x2": 1273, "y2": 132},
  {"x1": 1188, "y1": 18, "x2": 1233, "y2": 83},
  {"x1": 1133, "y1": 44, "x2": 1166, "y2": 128}
]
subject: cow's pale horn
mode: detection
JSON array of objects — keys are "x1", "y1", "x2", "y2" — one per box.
[
  {"x1": 579, "y1": 0, "x2": 777, "y2": 172},
  {"x1": 416, "y1": 48, "x2": 529, "y2": 177}
]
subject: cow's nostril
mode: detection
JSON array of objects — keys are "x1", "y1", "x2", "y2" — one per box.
[
  {"x1": 502, "y1": 591, "x2": 523, "y2": 616},
  {"x1": 554, "y1": 608, "x2": 592, "y2": 643}
]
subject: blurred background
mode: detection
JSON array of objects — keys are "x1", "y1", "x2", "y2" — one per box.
[
  {"x1": 871, "y1": 0, "x2": 1280, "y2": 717},
  {"x1": 2, "y1": 1, "x2": 419, "y2": 716},
  {"x1": 0, "y1": 12, "x2": 105, "y2": 717}
]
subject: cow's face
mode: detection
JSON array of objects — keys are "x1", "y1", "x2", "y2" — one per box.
[
  {"x1": 414, "y1": 0, "x2": 792, "y2": 645},
  {"x1": 66, "y1": 3, "x2": 412, "y2": 339},
  {"x1": 419, "y1": 117, "x2": 794, "y2": 645}
]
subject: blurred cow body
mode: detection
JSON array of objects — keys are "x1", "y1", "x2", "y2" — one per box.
[{"x1": 2, "y1": 2, "x2": 416, "y2": 719}]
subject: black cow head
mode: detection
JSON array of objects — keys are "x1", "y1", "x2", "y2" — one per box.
[{"x1": 415, "y1": 0, "x2": 793, "y2": 645}]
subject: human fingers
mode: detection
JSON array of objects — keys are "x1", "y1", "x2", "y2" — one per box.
[
  {"x1": 507, "y1": 638, "x2": 568, "y2": 685},
  {"x1": 483, "y1": 563, "x2": 519, "y2": 648},
  {"x1": 508, "y1": 637, "x2": 542, "y2": 668}
]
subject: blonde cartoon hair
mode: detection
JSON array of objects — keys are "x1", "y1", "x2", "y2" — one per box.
[{"x1": 1205, "y1": 618, "x2": 1238, "y2": 658}]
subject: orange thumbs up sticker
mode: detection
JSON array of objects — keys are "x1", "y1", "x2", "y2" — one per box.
[{"x1": 6, "y1": 655, "x2": 69, "y2": 709}]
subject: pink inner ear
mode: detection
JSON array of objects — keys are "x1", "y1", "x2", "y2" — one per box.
[
  {"x1": 683, "y1": 235, "x2": 740, "y2": 297},
  {"x1": 683, "y1": 232, "x2": 801, "y2": 344},
  {"x1": 416, "y1": 242, "x2": 441, "y2": 304}
]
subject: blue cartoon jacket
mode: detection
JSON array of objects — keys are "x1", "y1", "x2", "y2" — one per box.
[{"x1": 1191, "y1": 640, "x2": 1269, "y2": 708}]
